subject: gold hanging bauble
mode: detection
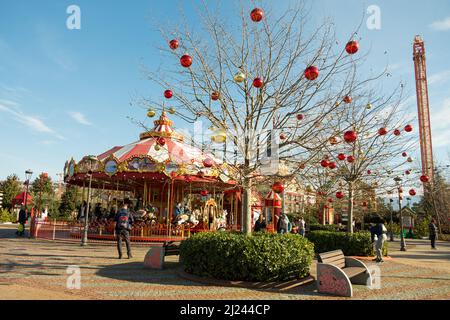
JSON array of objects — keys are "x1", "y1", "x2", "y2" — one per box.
[
  {"x1": 169, "y1": 107, "x2": 175, "y2": 115},
  {"x1": 154, "y1": 144, "x2": 161, "y2": 151},
  {"x1": 234, "y1": 71, "x2": 246, "y2": 83},
  {"x1": 366, "y1": 103, "x2": 373, "y2": 109},
  {"x1": 147, "y1": 109, "x2": 156, "y2": 118}
]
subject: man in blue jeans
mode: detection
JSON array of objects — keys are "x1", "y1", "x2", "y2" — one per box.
[{"x1": 114, "y1": 203, "x2": 134, "y2": 259}]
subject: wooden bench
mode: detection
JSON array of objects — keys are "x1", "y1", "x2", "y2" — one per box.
[
  {"x1": 144, "y1": 241, "x2": 182, "y2": 269},
  {"x1": 316, "y1": 249, "x2": 373, "y2": 297}
]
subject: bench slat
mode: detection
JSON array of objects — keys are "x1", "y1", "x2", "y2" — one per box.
[
  {"x1": 323, "y1": 259, "x2": 345, "y2": 269},
  {"x1": 342, "y1": 267, "x2": 366, "y2": 278},
  {"x1": 321, "y1": 255, "x2": 345, "y2": 264},
  {"x1": 319, "y1": 250, "x2": 343, "y2": 259}
]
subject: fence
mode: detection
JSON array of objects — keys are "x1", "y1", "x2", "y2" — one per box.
[{"x1": 32, "y1": 219, "x2": 194, "y2": 244}]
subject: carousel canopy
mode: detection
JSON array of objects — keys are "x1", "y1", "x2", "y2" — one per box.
[{"x1": 64, "y1": 111, "x2": 235, "y2": 189}]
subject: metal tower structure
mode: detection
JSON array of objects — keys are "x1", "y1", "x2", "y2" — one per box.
[{"x1": 413, "y1": 35, "x2": 434, "y2": 187}]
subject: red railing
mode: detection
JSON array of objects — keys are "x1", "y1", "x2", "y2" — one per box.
[{"x1": 32, "y1": 219, "x2": 196, "y2": 244}]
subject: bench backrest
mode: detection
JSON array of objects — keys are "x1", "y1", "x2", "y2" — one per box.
[
  {"x1": 318, "y1": 249, "x2": 345, "y2": 269},
  {"x1": 163, "y1": 241, "x2": 181, "y2": 247}
]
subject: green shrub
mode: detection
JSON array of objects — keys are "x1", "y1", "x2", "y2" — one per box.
[
  {"x1": 0, "y1": 208, "x2": 14, "y2": 223},
  {"x1": 307, "y1": 230, "x2": 388, "y2": 256},
  {"x1": 308, "y1": 223, "x2": 341, "y2": 232},
  {"x1": 180, "y1": 232, "x2": 315, "y2": 282}
]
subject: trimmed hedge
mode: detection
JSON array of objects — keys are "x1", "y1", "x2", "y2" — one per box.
[
  {"x1": 308, "y1": 223, "x2": 341, "y2": 232},
  {"x1": 306, "y1": 230, "x2": 388, "y2": 257},
  {"x1": 180, "y1": 232, "x2": 315, "y2": 282}
]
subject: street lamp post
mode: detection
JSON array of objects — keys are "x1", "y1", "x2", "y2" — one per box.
[
  {"x1": 24, "y1": 170, "x2": 33, "y2": 212},
  {"x1": 24, "y1": 170, "x2": 33, "y2": 238},
  {"x1": 389, "y1": 199, "x2": 394, "y2": 242},
  {"x1": 394, "y1": 177, "x2": 407, "y2": 251},
  {"x1": 81, "y1": 156, "x2": 98, "y2": 247}
]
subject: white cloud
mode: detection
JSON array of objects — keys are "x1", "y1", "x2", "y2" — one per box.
[
  {"x1": 69, "y1": 111, "x2": 92, "y2": 126},
  {"x1": 430, "y1": 17, "x2": 450, "y2": 31},
  {"x1": 428, "y1": 70, "x2": 450, "y2": 85},
  {"x1": 0, "y1": 102, "x2": 64, "y2": 140}
]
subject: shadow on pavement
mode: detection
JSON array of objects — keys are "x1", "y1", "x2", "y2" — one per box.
[{"x1": 95, "y1": 261, "x2": 324, "y2": 297}]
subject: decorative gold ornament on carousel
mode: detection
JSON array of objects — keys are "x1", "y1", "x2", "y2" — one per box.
[
  {"x1": 154, "y1": 144, "x2": 161, "y2": 151},
  {"x1": 168, "y1": 107, "x2": 175, "y2": 115},
  {"x1": 366, "y1": 103, "x2": 373, "y2": 109},
  {"x1": 233, "y1": 71, "x2": 246, "y2": 83},
  {"x1": 407, "y1": 157, "x2": 413, "y2": 163},
  {"x1": 147, "y1": 109, "x2": 156, "y2": 118}
]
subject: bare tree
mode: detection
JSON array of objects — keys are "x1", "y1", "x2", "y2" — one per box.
[{"x1": 137, "y1": 2, "x2": 407, "y2": 234}]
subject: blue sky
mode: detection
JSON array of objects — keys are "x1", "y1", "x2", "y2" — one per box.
[{"x1": 1, "y1": 0, "x2": 449, "y2": 183}]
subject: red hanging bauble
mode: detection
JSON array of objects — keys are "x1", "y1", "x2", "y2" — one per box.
[
  {"x1": 409, "y1": 189, "x2": 416, "y2": 196},
  {"x1": 169, "y1": 39, "x2": 179, "y2": 50},
  {"x1": 164, "y1": 90, "x2": 173, "y2": 99},
  {"x1": 347, "y1": 155, "x2": 355, "y2": 163},
  {"x1": 343, "y1": 130, "x2": 357, "y2": 143},
  {"x1": 250, "y1": 8, "x2": 264, "y2": 22},
  {"x1": 337, "y1": 153, "x2": 346, "y2": 161},
  {"x1": 405, "y1": 170, "x2": 411, "y2": 175},
  {"x1": 280, "y1": 133, "x2": 286, "y2": 140},
  {"x1": 336, "y1": 191, "x2": 344, "y2": 199},
  {"x1": 404, "y1": 124, "x2": 413, "y2": 132},
  {"x1": 345, "y1": 40, "x2": 359, "y2": 54},
  {"x1": 394, "y1": 129, "x2": 401, "y2": 136},
  {"x1": 296, "y1": 114, "x2": 304, "y2": 121},
  {"x1": 328, "y1": 198, "x2": 333, "y2": 203},
  {"x1": 343, "y1": 95, "x2": 352, "y2": 104},
  {"x1": 272, "y1": 182, "x2": 284, "y2": 194},
  {"x1": 157, "y1": 137, "x2": 166, "y2": 146},
  {"x1": 304, "y1": 66, "x2": 319, "y2": 81},
  {"x1": 420, "y1": 175, "x2": 429, "y2": 183},
  {"x1": 180, "y1": 54, "x2": 193, "y2": 67},
  {"x1": 328, "y1": 162, "x2": 337, "y2": 169},
  {"x1": 320, "y1": 159, "x2": 329, "y2": 168},
  {"x1": 253, "y1": 77, "x2": 264, "y2": 88},
  {"x1": 378, "y1": 127, "x2": 388, "y2": 136},
  {"x1": 211, "y1": 92, "x2": 220, "y2": 101},
  {"x1": 367, "y1": 170, "x2": 372, "y2": 174},
  {"x1": 200, "y1": 190, "x2": 209, "y2": 196},
  {"x1": 203, "y1": 158, "x2": 214, "y2": 168}
]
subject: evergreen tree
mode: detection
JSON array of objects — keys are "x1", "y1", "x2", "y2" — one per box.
[
  {"x1": 59, "y1": 186, "x2": 78, "y2": 218},
  {"x1": 0, "y1": 174, "x2": 23, "y2": 210}
]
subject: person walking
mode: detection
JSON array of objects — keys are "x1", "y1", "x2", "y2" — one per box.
[
  {"x1": 374, "y1": 219, "x2": 388, "y2": 263},
  {"x1": 17, "y1": 206, "x2": 27, "y2": 236},
  {"x1": 429, "y1": 219, "x2": 438, "y2": 249},
  {"x1": 254, "y1": 214, "x2": 267, "y2": 232},
  {"x1": 114, "y1": 203, "x2": 134, "y2": 259},
  {"x1": 277, "y1": 213, "x2": 290, "y2": 234},
  {"x1": 298, "y1": 217, "x2": 306, "y2": 237}
]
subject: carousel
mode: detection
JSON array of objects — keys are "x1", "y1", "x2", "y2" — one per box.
[{"x1": 63, "y1": 111, "x2": 241, "y2": 241}]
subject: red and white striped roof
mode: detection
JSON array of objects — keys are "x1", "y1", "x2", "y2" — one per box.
[
  {"x1": 265, "y1": 190, "x2": 282, "y2": 201},
  {"x1": 97, "y1": 112, "x2": 222, "y2": 166}
]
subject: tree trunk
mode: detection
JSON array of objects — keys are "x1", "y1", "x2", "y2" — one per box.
[
  {"x1": 242, "y1": 177, "x2": 252, "y2": 235},
  {"x1": 347, "y1": 181, "x2": 354, "y2": 233}
]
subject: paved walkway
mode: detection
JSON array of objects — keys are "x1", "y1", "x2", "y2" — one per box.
[{"x1": 0, "y1": 224, "x2": 449, "y2": 300}]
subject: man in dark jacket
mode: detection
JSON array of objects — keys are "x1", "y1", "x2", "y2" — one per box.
[
  {"x1": 114, "y1": 203, "x2": 134, "y2": 259},
  {"x1": 254, "y1": 214, "x2": 267, "y2": 232},
  {"x1": 429, "y1": 219, "x2": 438, "y2": 249},
  {"x1": 17, "y1": 206, "x2": 27, "y2": 236}
]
